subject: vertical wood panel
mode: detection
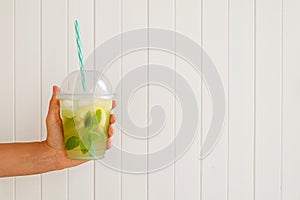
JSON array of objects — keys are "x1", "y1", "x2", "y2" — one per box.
[
  {"x1": 94, "y1": 1, "x2": 122, "y2": 200},
  {"x1": 0, "y1": 0, "x2": 14, "y2": 143},
  {"x1": 282, "y1": 0, "x2": 300, "y2": 199},
  {"x1": 202, "y1": 0, "x2": 228, "y2": 199},
  {"x1": 148, "y1": 0, "x2": 175, "y2": 199},
  {"x1": 122, "y1": 0, "x2": 148, "y2": 199},
  {"x1": 228, "y1": 0, "x2": 254, "y2": 199},
  {"x1": 255, "y1": 0, "x2": 282, "y2": 199},
  {"x1": 14, "y1": 0, "x2": 41, "y2": 199},
  {"x1": 41, "y1": 0, "x2": 68, "y2": 199},
  {"x1": 2, "y1": 1, "x2": 299, "y2": 200},
  {"x1": 0, "y1": 0, "x2": 15, "y2": 199},
  {"x1": 68, "y1": 0, "x2": 94, "y2": 199},
  {"x1": 175, "y1": 0, "x2": 201, "y2": 199}
]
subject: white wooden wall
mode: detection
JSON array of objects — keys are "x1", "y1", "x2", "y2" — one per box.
[{"x1": 0, "y1": 0, "x2": 300, "y2": 199}]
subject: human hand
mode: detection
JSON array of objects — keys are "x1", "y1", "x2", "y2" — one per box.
[{"x1": 43, "y1": 86, "x2": 116, "y2": 169}]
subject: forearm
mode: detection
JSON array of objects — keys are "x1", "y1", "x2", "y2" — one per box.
[{"x1": 0, "y1": 142, "x2": 58, "y2": 177}]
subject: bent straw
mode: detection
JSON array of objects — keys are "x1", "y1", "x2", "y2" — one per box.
[{"x1": 74, "y1": 20, "x2": 87, "y2": 91}]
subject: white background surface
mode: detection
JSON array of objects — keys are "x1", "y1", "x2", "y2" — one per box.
[{"x1": 0, "y1": 0, "x2": 299, "y2": 199}]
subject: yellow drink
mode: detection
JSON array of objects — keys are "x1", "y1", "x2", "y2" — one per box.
[{"x1": 60, "y1": 98, "x2": 112, "y2": 159}]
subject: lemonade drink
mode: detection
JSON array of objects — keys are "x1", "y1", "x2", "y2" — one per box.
[{"x1": 60, "y1": 98, "x2": 112, "y2": 159}]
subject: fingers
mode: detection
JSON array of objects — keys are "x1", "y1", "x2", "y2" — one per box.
[
  {"x1": 110, "y1": 114, "x2": 116, "y2": 124},
  {"x1": 108, "y1": 110, "x2": 116, "y2": 138},
  {"x1": 107, "y1": 119, "x2": 115, "y2": 150},
  {"x1": 107, "y1": 125, "x2": 114, "y2": 138},
  {"x1": 108, "y1": 114, "x2": 116, "y2": 137},
  {"x1": 107, "y1": 101, "x2": 117, "y2": 150},
  {"x1": 106, "y1": 101, "x2": 116, "y2": 150},
  {"x1": 112, "y1": 100, "x2": 116, "y2": 109}
]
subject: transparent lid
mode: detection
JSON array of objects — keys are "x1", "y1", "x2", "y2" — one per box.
[{"x1": 57, "y1": 70, "x2": 114, "y2": 100}]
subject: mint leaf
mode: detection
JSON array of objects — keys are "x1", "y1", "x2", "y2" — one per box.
[
  {"x1": 65, "y1": 136, "x2": 80, "y2": 150},
  {"x1": 80, "y1": 142, "x2": 89, "y2": 154},
  {"x1": 95, "y1": 109, "x2": 102, "y2": 123},
  {"x1": 84, "y1": 111, "x2": 92, "y2": 128},
  {"x1": 80, "y1": 134, "x2": 91, "y2": 154}
]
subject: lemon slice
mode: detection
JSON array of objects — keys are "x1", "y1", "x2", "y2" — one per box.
[
  {"x1": 95, "y1": 108, "x2": 107, "y2": 127},
  {"x1": 62, "y1": 109, "x2": 74, "y2": 118}
]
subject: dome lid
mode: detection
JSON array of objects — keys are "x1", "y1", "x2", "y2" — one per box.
[{"x1": 57, "y1": 70, "x2": 114, "y2": 100}]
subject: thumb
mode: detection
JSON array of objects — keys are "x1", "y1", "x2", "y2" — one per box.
[{"x1": 47, "y1": 86, "x2": 60, "y2": 120}]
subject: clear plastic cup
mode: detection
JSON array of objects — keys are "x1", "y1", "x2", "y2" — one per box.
[{"x1": 57, "y1": 70, "x2": 114, "y2": 160}]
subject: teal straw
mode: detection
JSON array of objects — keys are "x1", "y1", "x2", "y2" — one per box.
[{"x1": 74, "y1": 20, "x2": 87, "y2": 92}]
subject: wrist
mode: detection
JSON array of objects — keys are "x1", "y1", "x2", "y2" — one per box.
[
  {"x1": 42, "y1": 140, "x2": 88, "y2": 171},
  {"x1": 40, "y1": 141, "x2": 64, "y2": 171}
]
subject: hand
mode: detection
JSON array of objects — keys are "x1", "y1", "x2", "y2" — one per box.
[{"x1": 43, "y1": 86, "x2": 116, "y2": 169}]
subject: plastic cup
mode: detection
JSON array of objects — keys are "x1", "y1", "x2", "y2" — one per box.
[{"x1": 57, "y1": 70, "x2": 114, "y2": 160}]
